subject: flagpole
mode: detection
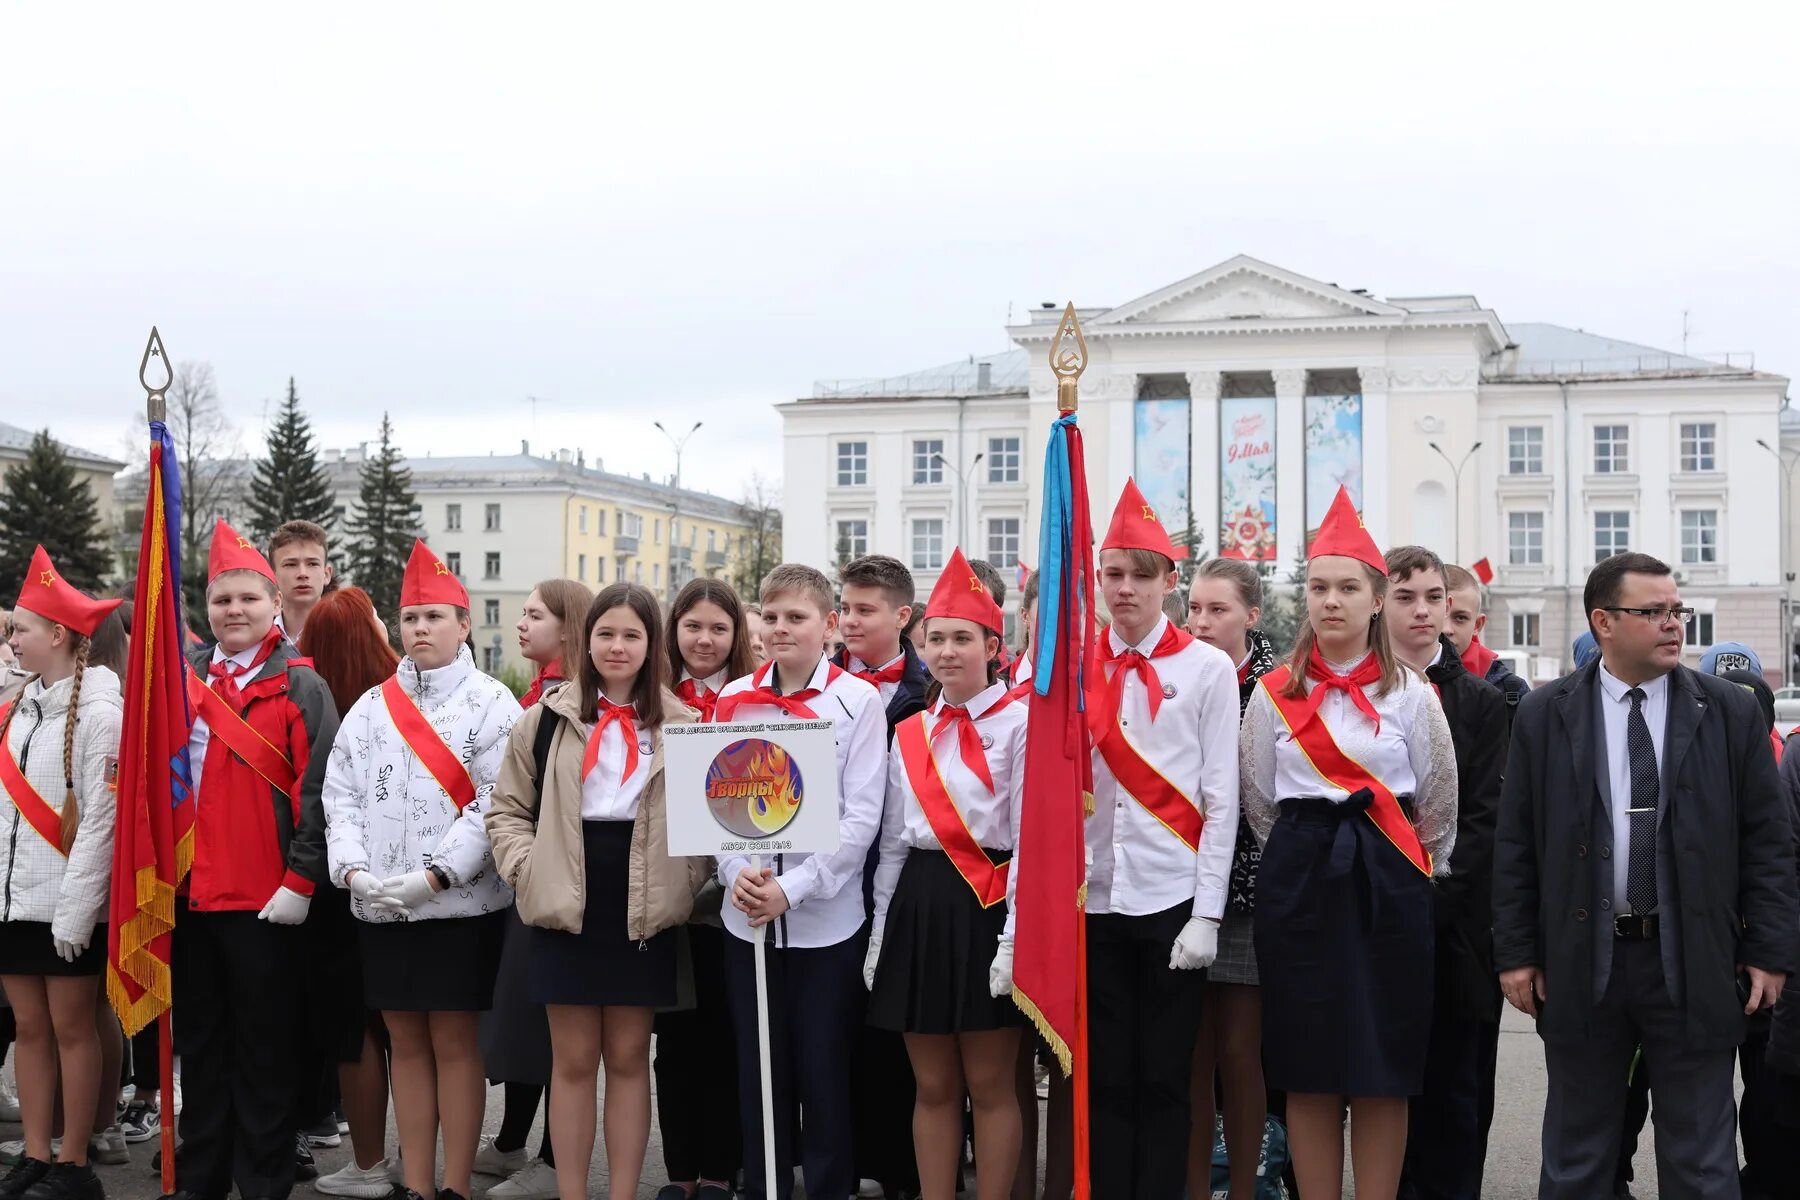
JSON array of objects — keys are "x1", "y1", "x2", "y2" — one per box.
[{"x1": 139, "y1": 327, "x2": 179, "y2": 1198}]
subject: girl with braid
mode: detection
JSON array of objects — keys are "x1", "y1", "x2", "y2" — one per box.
[{"x1": 0, "y1": 547, "x2": 124, "y2": 1200}]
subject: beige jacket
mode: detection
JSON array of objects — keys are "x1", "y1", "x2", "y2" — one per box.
[{"x1": 485, "y1": 682, "x2": 706, "y2": 938}]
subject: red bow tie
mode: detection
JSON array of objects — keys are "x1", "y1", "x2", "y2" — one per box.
[
  {"x1": 853, "y1": 658, "x2": 906, "y2": 687},
  {"x1": 712, "y1": 662, "x2": 842, "y2": 723},
  {"x1": 207, "y1": 626, "x2": 282, "y2": 710},
  {"x1": 930, "y1": 703, "x2": 995, "y2": 794},
  {"x1": 1297, "y1": 645, "x2": 1384, "y2": 736},
  {"x1": 1087, "y1": 621, "x2": 1191, "y2": 735},
  {"x1": 676, "y1": 678, "x2": 718, "y2": 722},
  {"x1": 582, "y1": 699, "x2": 641, "y2": 782}
]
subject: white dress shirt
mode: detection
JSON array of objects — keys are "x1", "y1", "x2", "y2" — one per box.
[
  {"x1": 1085, "y1": 615, "x2": 1242, "y2": 920},
  {"x1": 848, "y1": 651, "x2": 906, "y2": 707},
  {"x1": 578, "y1": 714, "x2": 654, "y2": 822},
  {"x1": 1596, "y1": 663, "x2": 1669, "y2": 913},
  {"x1": 187, "y1": 641, "x2": 271, "y2": 797},
  {"x1": 679, "y1": 667, "x2": 728, "y2": 696},
  {"x1": 715, "y1": 656, "x2": 886, "y2": 949},
  {"x1": 872, "y1": 682, "x2": 1027, "y2": 943}
]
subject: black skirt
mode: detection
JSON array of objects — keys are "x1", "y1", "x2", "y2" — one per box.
[
  {"x1": 358, "y1": 909, "x2": 507, "y2": 1012},
  {"x1": 480, "y1": 908, "x2": 552, "y2": 1083},
  {"x1": 305, "y1": 885, "x2": 372, "y2": 1062},
  {"x1": 528, "y1": 820, "x2": 676, "y2": 1008},
  {"x1": 0, "y1": 919, "x2": 106, "y2": 977},
  {"x1": 1254, "y1": 793, "x2": 1434, "y2": 1097},
  {"x1": 867, "y1": 848, "x2": 1022, "y2": 1035}
]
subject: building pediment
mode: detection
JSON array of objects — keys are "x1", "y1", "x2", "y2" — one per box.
[{"x1": 1092, "y1": 254, "x2": 1405, "y2": 328}]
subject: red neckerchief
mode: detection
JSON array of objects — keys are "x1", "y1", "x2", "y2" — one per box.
[
  {"x1": 521, "y1": 661, "x2": 564, "y2": 708},
  {"x1": 582, "y1": 698, "x2": 640, "y2": 782},
  {"x1": 713, "y1": 660, "x2": 842, "y2": 722},
  {"x1": 676, "y1": 676, "x2": 719, "y2": 722},
  {"x1": 929, "y1": 700, "x2": 996, "y2": 794},
  {"x1": 1090, "y1": 620, "x2": 1191, "y2": 730},
  {"x1": 207, "y1": 626, "x2": 282, "y2": 711},
  {"x1": 851, "y1": 654, "x2": 906, "y2": 687},
  {"x1": 1460, "y1": 635, "x2": 1499, "y2": 681},
  {"x1": 1235, "y1": 651, "x2": 1255, "y2": 686},
  {"x1": 1299, "y1": 644, "x2": 1384, "y2": 736}
]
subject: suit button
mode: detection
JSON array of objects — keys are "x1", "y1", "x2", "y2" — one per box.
[
  {"x1": 1577, "y1": 844, "x2": 1588, "y2": 859},
  {"x1": 1575, "y1": 908, "x2": 1589, "y2": 921},
  {"x1": 1601, "y1": 899, "x2": 1611, "y2": 910},
  {"x1": 1601, "y1": 846, "x2": 1612, "y2": 859}
]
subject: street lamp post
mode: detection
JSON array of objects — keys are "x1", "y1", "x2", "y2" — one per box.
[
  {"x1": 1756, "y1": 437, "x2": 1800, "y2": 685},
  {"x1": 655, "y1": 421, "x2": 703, "y2": 601},
  {"x1": 933, "y1": 451, "x2": 986, "y2": 554},
  {"x1": 1428, "y1": 440, "x2": 1483, "y2": 565}
]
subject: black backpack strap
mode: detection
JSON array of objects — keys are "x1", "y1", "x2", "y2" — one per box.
[{"x1": 531, "y1": 708, "x2": 562, "y2": 808}]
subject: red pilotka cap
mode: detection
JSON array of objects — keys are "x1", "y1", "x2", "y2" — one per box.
[
  {"x1": 1100, "y1": 477, "x2": 1187, "y2": 562},
  {"x1": 207, "y1": 519, "x2": 277, "y2": 584},
  {"x1": 399, "y1": 539, "x2": 469, "y2": 609},
  {"x1": 925, "y1": 547, "x2": 1004, "y2": 632},
  {"x1": 11, "y1": 545, "x2": 122, "y2": 637},
  {"x1": 1308, "y1": 486, "x2": 1386, "y2": 574}
]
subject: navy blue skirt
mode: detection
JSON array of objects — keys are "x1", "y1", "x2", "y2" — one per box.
[
  {"x1": 1253, "y1": 792, "x2": 1434, "y2": 1097},
  {"x1": 528, "y1": 819, "x2": 676, "y2": 1008}
]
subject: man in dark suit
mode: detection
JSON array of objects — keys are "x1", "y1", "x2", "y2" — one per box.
[{"x1": 1493, "y1": 551, "x2": 1797, "y2": 1199}]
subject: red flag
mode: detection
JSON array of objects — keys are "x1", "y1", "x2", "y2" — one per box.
[{"x1": 1471, "y1": 556, "x2": 1494, "y2": 585}]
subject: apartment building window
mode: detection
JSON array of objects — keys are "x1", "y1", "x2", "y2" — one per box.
[
  {"x1": 835, "y1": 519, "x2": 868, "y2": 562},
  {"x1": 654, "y1": 519, "x2": 662, "y2": 545},
  {"x1": 653, "y1": 564, "x2": 662, "y2": 590},
  {"x1": 911, "y1": 519, "x2": 945, "y2": 571},
  {"x1": 1680, "y1": 422, "x2": 1717, "y2": 472},
  {"x1": 1685, "y1": 609, "x2": 1716, "y2": 648},
  {"x1": 578, "y1": 506, "x2": 588, "y2": 534},
  {"x1": 671, "y1": 518, "x2": 681, "y2": 543},
  {"x1": 615, "y1": 560, "x2": 626, "y2": 583},
  {"x1": 1680, "y1": 509, "x2": 1718, "y2": 564},
  {"x1": 446, "y1": 503, "x2": 462, "y2": 532},
  {"x1": 482, "y1": 646, "x2": 502, "y2": 673},
  {"x1": 634, "y1": 562, "x2": 643, "y2": 583},
  {"x1": 484, "y1": 552, "x2": 501, "y2": 580},
  {"x1": 707, "y1": 529, "x2": 716, "y2": 552},
  {"x1": 1511, "y1": 613, "x2": 1541, "y2": 648},
  {"x1": 445, "y1": 551, "x2": 462, "y2": 577},
  {"x1": 485, "y1": 503, "x2": 501, "y2": 531},
  {"x1": 1508, "y1": 512, "x2": 1544, "y2": 565},
  {"x1": 1594, "y1": 510, "x2": 1631, "y2": 561},
  {"x1": 577, "y1": 553, "x2": 587, "y2": 582},
  {"x1": 988, "y1": 436, "x2": 1022, "y2": 483},
  {"x1": 622, "y1": 512, "x2": 643, "y2": 539},
  {"x1": 1593, "y1": 424, "x2": 1630, "y2": 474},
  {"x1": 913, "y1": 439, "x2": 944, "y2": 485},
  {"x1": 836, "y1": 440, "x2": 868, "y2": 486},
  {"x1": 616, "y1": 510, "x2": 628, "y2": 536},
  {"x1": 986, "y1": 517, "x2": 1021, "y2": 571},
  {"x1": 484, "y1": 599, "x2": 501, "y2": 626},
  {"x1": 1507, "y1": 426, "x2": 1543, "y2": 475},
  {"x1": 597, "y1": 509, "x2": 607, "y2": 536}
]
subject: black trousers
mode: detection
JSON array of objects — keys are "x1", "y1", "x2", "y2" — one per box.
[
  {"x1": 1085, "y1": 904, "x2": 1205, "y2": 1200},
  {"x1": 130, "y1": 1022, "x2": 160, "y2": 1091},
  {"x1": 654, "y1": 925, "x2": 743, "y2": 1184},
  {"x1": 1399, "y1": 1008, "x2": 1500, "y2": 1199},
  {"x1": 173, "y1": 903, "x2": 303, "y2": 1200},
  {"x1": 723, "y1": 930, "x2": 863, "y2": 1200}
]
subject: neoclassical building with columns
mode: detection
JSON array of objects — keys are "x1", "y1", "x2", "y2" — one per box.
[{"x1": 781, "y1": 256, "x2": 1792, "y2": 680}]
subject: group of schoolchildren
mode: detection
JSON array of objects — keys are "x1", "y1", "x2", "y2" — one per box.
[{"x1": 0, "y1": 471, "x2": 1578, "y2": 1200}]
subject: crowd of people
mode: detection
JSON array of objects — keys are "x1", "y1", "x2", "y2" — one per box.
[{"x1": 0, "y1": 473, "x2": 1796, "y2": 1200}]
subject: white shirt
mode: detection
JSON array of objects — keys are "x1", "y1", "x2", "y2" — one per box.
[
  {"x1": 1084, "y1": 615, "x2": 1242, "y2": 919},
  {"x1": 578, "y1": 713, "x2": 654, "y2": 822},
  {"x1": 848, "y1": 651, "x2": 905, "y2": 707},
  {"x1": 1013, "y1": 652, "x2": 1034, "y2": 690},
  {"x1": 873, "y1": 682, "x2": 1027, "y2": 942},
  {"x1": 715, "y1": 657, "x2": 886, "y2": 949},
  {"x1": 1597, "y1": 662, "x2": 1669, "y2": 912},
  {"x1": 680, "y1": 667, "x2": 728, "y2": 696},
  {"x1": 187, "y1": 641, "x2": 270, "y2": 798}
]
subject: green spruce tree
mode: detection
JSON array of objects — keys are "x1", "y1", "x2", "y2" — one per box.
[
  {"x1": 1254, "y1": 544, "x2": 1311, "y2": 658},
  {"x1": 0, "y1": 430, "x2": 113, "y2": 596},
  {"x1": 248, "y1": 378, "x2": 336, "y2": 543},
  {"x1": 345, "y1": 413, "x2": 420, "y2": 624}
]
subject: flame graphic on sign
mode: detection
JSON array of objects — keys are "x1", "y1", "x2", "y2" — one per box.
[{"x1": 706, "y1": 738, "x2": 806, "y2": 839}]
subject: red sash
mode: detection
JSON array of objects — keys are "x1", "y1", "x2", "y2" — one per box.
[
  {"x1": 186, "y1": 670, "x2": 299, "y2": 797},
  {"x1": 0, "y1": 703, "x2": 68, "y2": 856},
  {"x1": 1085, "y1": 629, "x2": 1203, "y2": 853},
  {"x1": 1260, "y1": 666, "x2": 1431, "y2": 875},
  {"x1": 895, "y1": 711, "x2": 1009, "y2": 908},
  {"x1": 380, "y1": 676, "x2": 477, "y2": 812}
]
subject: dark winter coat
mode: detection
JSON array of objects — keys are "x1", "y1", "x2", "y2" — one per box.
[{"x1": 1763, "y1": 732, "x2": 1800, "y2": 1077}]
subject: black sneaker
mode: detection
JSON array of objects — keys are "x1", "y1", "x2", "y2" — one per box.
[
  {"x1": 20, "y1": 1163, "x2": 103, "y2": 1200},
  {"x1": 436, "y1": 1190, "x2": 467, "y2": 1200},
  {"x1": 294, "y1": 1135, "x2": 317, "y2": 1183},
  {"x1": 0, "y1": 1161, "x2": 51, "y2": 1200},
  {"x1": 386, "y1": 1189, "x2": 427, "y2": 1200}
]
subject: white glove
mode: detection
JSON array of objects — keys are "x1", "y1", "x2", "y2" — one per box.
[
  {"x1": 379, "y1": 872, "x2": 438, "y2": 912},
  {"x1": 257, "y1": 886, "x2": 313, "y2": 926},
  {"x1": 862, "y1": 932, "x2": 882, "y2": 991},
  {"x1": 54, "y1": 935, "x2": 89, "y2": 963},
  {"x1": 1169, "y1": 915, "x2": 1219, "y2": 970},
  {"x1": 989, "y1": 939, "x2": 1014, "y2": 998},
  {"x1": 346, "y1": 870, "x2": 388, "y2": 906}
]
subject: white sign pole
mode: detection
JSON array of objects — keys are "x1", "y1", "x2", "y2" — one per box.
[{"x1": 750, "y1": 852, "x2": 778, "y2": 1200}]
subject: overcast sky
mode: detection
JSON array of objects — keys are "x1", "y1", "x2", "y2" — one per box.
[{"x1": 3, "y1": 2, "x2": 1794, "y2": 502}]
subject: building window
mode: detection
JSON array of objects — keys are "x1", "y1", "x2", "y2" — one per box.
[
  {"x1": 622, "y1": 512, "x2": 643, "y2": 539},
  {"x1": 1508, "y1": 512, "x2": 1545, "y2": 565},
  {"x1": 615, "y1": 560, "x2": 626, "y2": 583},
  {"x1": 1594, "y1": 510, "x2": 1631, "y2": 561},
  {"x1": 578, "y1": 506, "x2": 588, "y2": 534},
  {"x1": 707, "y1": 529, "x2": 716, "y2": 552},
  {"x1": 1685, "y1": 609, "x2": 1716, "y2": 648},
  {"x1": 482, "y1": 645, "x2": 502, "y2": 673},
  {"x1": 671, "y1": 518, "x2": 680, "y2": 544},
  {"x1": 1680, "y1": 509, "x2": 1718, "y2": 564},
  {"x1": 1507, "y1": 426, "x2": 1544, "y2": 475},
  {"x1": 912, "y1": 439, "x2": 944, "y2": 485},
  {"x1": 654, "y1": 519, "x2": 662, "y2": 545},
  {"x1": 1679, "y1": 422, "x2": 1717, "y2": 472},
  {"x1": 484, "y1": 599, "x2": 500, "y2": 626},
  {"x1": 446, "y1": 503, "x2": 462, "y2": 532},
  {"x1": 597, "y1": 509, "x2": 607, "y2": 537},
  {"x1": 910, "y1": 519, "x2": 945, "y2": 571},
  {"x1": 836, "y1": 440, "x2": 868, "y2": 486},
  {"x1": 633, "y1": 561, "x2": 643, "y2": 583},
  {"x1": 484, "y1": 552, "x2": 501, "y2": 580},
  {"x1": 986, "y1": 517, "x2": 1021, "y2": 571},
  {"x1": 1593, "y1": 424, "x2": 1630, "y2": 474},
  {"x1": 653, "y1": 564, "x2": 661, "y2": 589},
  {"x1": 577, "y1": 553, "x2": 587, "y2": 582},
  {"x1": 445, "y1": 551, "x2": 462, "y2": 577},
  {"x1": 835, "y1": 519, "x2": 869, "y2": 562},
  {"x1": 484, "y1": 503, "x2": 501, "y2": 532},
  {"x1": 988, "y1": 436, "x2": 1022, "y2": 483},
  {"x1": 1510, "y1": 612, "x2": 1541, "y2": 648}
]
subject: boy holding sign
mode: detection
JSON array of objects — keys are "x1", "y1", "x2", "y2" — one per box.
[{"x1": 713, "y1": 564, "x2": 886, "y2": 1200}]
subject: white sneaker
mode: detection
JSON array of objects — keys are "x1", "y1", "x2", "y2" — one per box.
[
  {"x1": 388, "y1": 1156, "x2": 406, "y2": 1184},
  {"x1": 472, "y1": 1136, "x2": 530, "y2": 1178},
  {"x1": 315, "y1": 1159, "x2": 400, "y2": 1199},
  {"x1": 89, "y1": 1125, "x2": 130, "y2": 1165},
  {"x1": 487, "y1": 1159, "x2": 559, "y2": 1200},
  {"x1": 856, "y1": 1182, "x2": 884, "y2": 1199},
  {"x1": 0, "y1": 1078, "x2": 21, "y2": 1122}
]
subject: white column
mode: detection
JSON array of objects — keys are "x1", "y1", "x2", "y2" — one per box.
[
  {"x1": 1274, "y1": 368, "x2": 1307, "y2": 567},
  {"x1": 1358, "y1": 366, "x2": 1390, "y2": 548},
  {"x1": 1188, "y1": 370, "x2": 1222, "y2": 557}
]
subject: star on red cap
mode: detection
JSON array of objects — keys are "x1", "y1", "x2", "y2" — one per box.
[
  {"x1": 12, "y1": 546, "x2": 121, "y2": 637},
  {"x1": 1307, "y1": 486, "x2": 1385, "y2": 574},
  {"x1": 1101, "y1": 477, "x2": 1186, "y2": 562},
  {"x1": 207, "y1": 519, "x2": 276, "y2": 584},
  {"x1": 400, "y1": 539, "x2": 469, "y2": 609},
  {"x1": 925, "y1": 547, "x2": 1003, "y2": 632}
]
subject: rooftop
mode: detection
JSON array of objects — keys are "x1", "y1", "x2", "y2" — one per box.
[
  {"x1": 0, "y1": 420, "x2": 126, "y2": 469},
  {"x1": 1486, "y1": 322, "x2": 1762, "y2": 381},
  {"x1": 812, "y1": 350, "x2": 1028, "y2": 400}
]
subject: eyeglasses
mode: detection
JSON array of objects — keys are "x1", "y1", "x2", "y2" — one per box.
[{"x1": 1602, "y1": 606, "x2": 1696, "y2": 625}]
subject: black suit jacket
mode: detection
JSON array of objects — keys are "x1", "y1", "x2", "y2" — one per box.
[{"x1": 1493, "y1": 660, "x2": 1797, "y2": 1047}]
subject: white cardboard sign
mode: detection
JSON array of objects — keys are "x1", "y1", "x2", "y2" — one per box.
[{"x1": 662, "y1": 719, "x2": 842, "y2": 858}]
